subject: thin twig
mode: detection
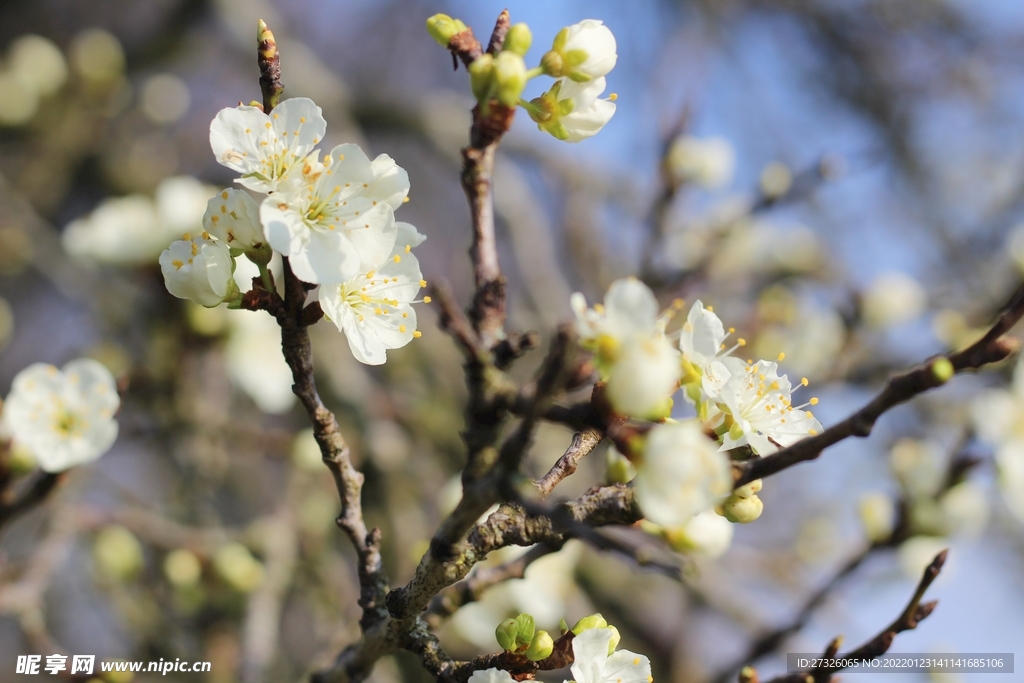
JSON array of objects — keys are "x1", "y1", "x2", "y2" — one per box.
[{"x1": 535, "y1": 428, "x2": 604, "y2": 499}]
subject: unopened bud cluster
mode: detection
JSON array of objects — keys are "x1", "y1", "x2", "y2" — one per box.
[{"x1": 426, "y1": 14, "x2": 618, "y2": 143}]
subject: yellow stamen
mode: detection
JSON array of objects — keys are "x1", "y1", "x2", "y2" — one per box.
[
  {"x1": 413, "y1": 330, "x2": 422, "y2": 338},
  {"x1": 423, "y1": 296, "x2": 432, "y2": 304}
]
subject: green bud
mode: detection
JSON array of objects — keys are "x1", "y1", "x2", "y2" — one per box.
[
  {"x1": 722, "y1": 494, "x2": 764, "y2": 524},
  {"x1": 426, "y1": 14, "x2": 467, "y2": 47},
  {"x1": 94, "y1": 525, "x2": 144, "y2": 582},
  {"x1": 605, "y1": 626, "x2": 620, "y2": 654},
  {"x1": 571, "y1": 613, "x2": 608, "y2": 635},
  {"x1": 495, "y1": 618, "x2": 519, "y2": 652},
  {"x1": 540, "y1": 50, "x2": 564, "y2": 77},
  {"x1": 733, "y1": 479, "x2": 763, "y2": 499},
  {"x1": 606, "y1": 448, "x2": 636, "y2": 485},
  {"x1": 468, "y1": 53, "x2": 495, "y2": 102},
  {"x1": 525, "y1": 630, "x2": 554, "y2": 661},
  {"x1": 245, "y1": 242, "x2": 273, "y2": 267},
  {"x1": 559, "y1": 618, "x2": 570, "y2": 635},
  {"x1": 503, "y1": 23, "x2": 533, "y2": 56},
  {"x1": 493, "y1": 51, "x2": 527, "y2": 106},
  {"x1": 514, "y1": 613, "x2": 536, "y2": 648},
  {"x1": 931, "y1": 357, "x2": 954, "y2": 384}
]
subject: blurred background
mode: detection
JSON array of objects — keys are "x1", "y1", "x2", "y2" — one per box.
[{"x1": 0, "y1": 0, "x2": 1023, "y2": 681}]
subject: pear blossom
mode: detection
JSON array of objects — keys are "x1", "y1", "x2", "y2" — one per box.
[
  {"x1": 605, "y1": 334, "x2": 680, "y2": 419},
  {"x1": 566, "y1": 626, "x2": 650, "y2": 683},
  {"x1": 260, "y1": 144, "x2": 408, "y2": 285},
  {"x1": 203, "y1": 188, "x2": 265, "y2": 252},
  {"x1": 318, "y1": 222, "x2": 425, "y2": 365},
  {"x1": 467, "y1": 670, "x2": 515, "y2": 683},
  {"x1": 703, "y1": 358, "x2": 821, "y2": 456},
  {"x1": 632, "y1": 420, "x2": 732, "y2": 527},
  {"x1": 548, "y1": 20, "x2": 617, "y2": 82},
  {"x1": 209, "y1": 97, "x2": 326, "y2": 193},
  {"x1": 529, "y1": 77, "x2": 616, "y2": 143},
  {"x1": 2, "y1": 359, "x2": 119, "y2": 472},
  {"x1": 160, "y1": 232, "x2": 235, "y2": 307}
]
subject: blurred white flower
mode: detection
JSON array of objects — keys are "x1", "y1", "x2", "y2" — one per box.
[
  {"x1": 209, "y1": 97, "x2": 326, "y2": 193},
  {"x1": 224, "y1": 309, "x2": 295, "y2": 414},
  {"x1": 663, "y1": 509, "x2": 733, "y2": 558},
  {"x1": 468, "y1": 670, "x2": 515, "y2": 683},
  {"x1": 8, "y1": 35, "x2": 67, "y2": 97},
  {"x1": 319, "y1": 222, "x2": 425, "y2": 365},
  {"x1": 897, "y1": 535, "x2": 948, "y2": 581},
  {"x1": 160, "y1": 232, "x2": 235, "y2": 308},
  {"x1": 571, "y1": 277, "x2": 661, "y2": 356},
  {"x1": 667, "y1": 136, "x2": 735, "y2": 189},
  {"x1": 858, "y1": 492, "x2": 896, "y2": 543},
  {"x1": 862, "y1": 272, "x2": 927, "y2": 329},
  {"x1": 633, "y1": 420, "x2": 732, "y2": 527},
  {"x1": 568, "y1": 626, "x2": 650, "y2": 683},
  {"x1": 938, "y1": 481, "x2": 989, "y2": 537},
  {"x1": 261, "y1": 143, "x2": 407, "y2": 284},
  {"x1": 2, "y1": 359, "x2": 119, "y2": 472},
  {"x1": 63, "y1": 176, "x2": 212, "y2": 266},
  {"x1": 605, "y1": 334, "x2": 680, "y2": 419},
  {"x1": 889, "y1": 438, "x2": 946, "y2": 500}
]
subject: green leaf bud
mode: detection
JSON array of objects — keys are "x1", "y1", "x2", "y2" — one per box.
[
  {"x1": 931, "y1": 357, "x2": 954, "y2": 384},
  {"x1": 493, "y1": 51, "x2": 527, "y2": 106},
  {"x1": 426, "y1": 14, "x2": 467, "y2": 47},
  {"x1": 495, "y1": 617, "x2": 519, "y2": 652},
  {"x1": 514, "y1": 613, "x2": 536, "y2": 648},
  {"x1": 468, "y1": 53, "x2": 495, "y2": 102}
]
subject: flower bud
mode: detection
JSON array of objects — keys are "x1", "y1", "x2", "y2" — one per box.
[
  {"x1": 525, "y1": 630, "x2": 554, "y2": 661},
  {"x1": 495, "y1": 617, "x2": 519, "y2": 652},
  {"x1": 605, "y1": 447, "x2": 636, "y2": 485},
  {"x1": 605, "y1": 626, "x2": 620, "y2": 654},
  {"x1": 94, "y1": 525, "x2": 144, "y2": 582},
  {"x1": 540, "y1": 50, "x2": 564, "y2": 78},
  {"x1": 514, "y1": 613, "x2": 536, "y2": 648},
  {"x1": 468, "y1": 53, "x2": 495, "y2": 102},
  {"x1": 721, "y1": 494, "x2": 764, "y2": 524},
  {"x1": 733, "y1": 479, "x2": 762, "y2": 499},
  {"x1": 503, "y1": 23, "x2": 533, "y2": 56},
  {"x1": 571, "y1": 613, "x2": 608, "y2": 634},
  {"x1": 493, "y1": 51, "x2": 527, "y2": 106},
  {"x1": 426, "y1": 14, "x2": 467, "y2": 47},
  {"x1": 160, "y1": 233, "x2": 236, "y2": 308},
  {"x1": 559, "y1": 618, "x2": 569, "y2": 635},
  {"x1": 931, "y1": 357, "x2": 954, "y2": 384}
]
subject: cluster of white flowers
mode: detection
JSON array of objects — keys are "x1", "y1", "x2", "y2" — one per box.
[
  {"x1": 970, "y1": 359, "x2": 1024, "y2": 523},
  {"x1": 1, "y1": 359, "x2": 120, "y2": 472},
  {"x1": 572, "y1": 277, "x2": 824, "y2": 543},
  {"x1": 159, "y1": 97, "x2": 427, "y2": 366},
  {"x1": 427, "y1": 16, "x2": 618, "y2": 143}
]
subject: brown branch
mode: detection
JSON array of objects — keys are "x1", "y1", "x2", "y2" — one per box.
[
  {"x1": 739, "y1": 281, "x2": 1024, "y2": 485},
  {"x1": 766, "y1": 550, "x2": 947, "y2": 683},
  {"x1": 535, "y1": 428, "x2": 604, "y2": 498}
]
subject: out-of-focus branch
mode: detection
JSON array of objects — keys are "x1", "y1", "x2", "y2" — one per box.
[
  {"x1": 764, "y1": 550, "x2": 947, "y2": 683},
  {"x1": 739, "y1": 280, "x2": 1024, "y2": 485},
  {"x1": 0, "y1": 472, "x2": 60, "y2": 533}
]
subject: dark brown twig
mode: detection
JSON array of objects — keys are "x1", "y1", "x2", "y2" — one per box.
[{"x1": 0, "y1": 472, "x2": 61, "y2": 532}]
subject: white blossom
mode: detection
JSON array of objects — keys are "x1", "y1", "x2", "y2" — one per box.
[
  {"x1": 532, "y1": 77, "x2": 616, "y2": 143},
  {"x1": 571, "y1": 277, "x2": 661, "y2": 360},
  {"x1": 160, "y1": 232, "x2": 235, "y2": 307},
  {"x1": 260, "y1": 143, "x2": 408, "y2": 285},
  {"x1": 632, "y1": 420, "x2": 732, "y2": 528},
  {"x1": 203, "y1": 188, "x2": 265, "y2": 251},
  {"x1": 861, "y1": 271, "x2": 927, "y2": 329},
  {"x1": 2, "y1": 359, "x2": 119, "y2": 472},
  {"x1": 605, "y1": 334, "x2": 680, "y2": 419},
  {"x1": 468, "y1": 670, "x2": 516, "y2": 683},
  {"x1": 224, "y1": 309, "x2": 295, "y2": 414},
  {"x1": 703, "y1": 358, "x2": 821, "y2": 456},
  {"x1": 554, "y1": 20, "x2": 617, "y2": 82},
  {"x1": 210, "y1": 97, "x2": 325, "y2": 193},
  {"x1": 679, "y1": 300, "x2": 738, "y2": 371},
  {"x1": 566, "y1": 626, "x2": 650, "y2": 683},
  {"x1": 318, "y1": 222, "x2": 425, "y2": 365}
]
